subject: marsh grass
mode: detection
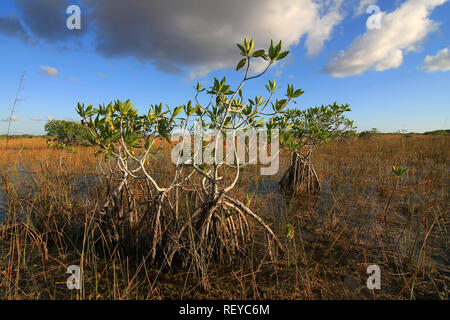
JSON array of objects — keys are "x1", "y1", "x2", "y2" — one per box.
[{"x1": 0, "y1": 134, "x2": 448, "y2": 299}]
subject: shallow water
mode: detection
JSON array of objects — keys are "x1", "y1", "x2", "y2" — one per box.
[{"x1": 0, "y1": 167, "x2": 99, "y2": 223}]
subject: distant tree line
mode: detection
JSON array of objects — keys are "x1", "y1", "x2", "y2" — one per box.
[{"x1": 423, "y1": 129, "x2": 450, "y2": 136}]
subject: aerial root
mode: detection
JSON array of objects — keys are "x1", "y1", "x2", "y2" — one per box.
[{"x1": 279, "y1": 152, "x2": 320, "y2": 198}]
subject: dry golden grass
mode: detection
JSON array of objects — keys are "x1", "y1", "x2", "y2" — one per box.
[
  {"x1": 0, "y1": 134, "x2": 448, "y2": 299},
  {"x1": 0, "y1": 138, "x2": 97, "y2": 175}
]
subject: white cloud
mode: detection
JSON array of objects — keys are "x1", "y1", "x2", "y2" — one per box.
[
  {"x1": 9, "y1": 0, "x2": 346, "y2": 78},
  {"x1": 354, "y1": 0, "x2": 379, "y2": 16},
  {"x1": 324, "y1": 0, "x2": 448, "y2": 77},
  {"x1": 82, "y1": 0, "x2": 344, "y2": 78},
  {"x1": 69, "y1": 76, "x2": 79, "y2": 82},
  {"x1": 96, "y1": 72, "x2": 107, "y2": 77},
  {"x1": 46, "y1": 116, "x2": 54, "y2": 121},
  {"x1": 30, "y1": 117, "x2": 43, "y2": 121},
  {"x1": 1, "y1": 115, "x2": 21, "y2": 122},
  {"x1": 422, "y1": 47, "x2": 450, "y2": 72},
  {"x1": 40, "y1": 65, "x2": 59, "y2": 77}
]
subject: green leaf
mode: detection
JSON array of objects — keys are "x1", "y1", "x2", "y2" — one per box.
[
  {"x1": 244, "y1": 37, "x2": 250, "y2": 53},
  {"x1": 275, "y1": 40, "x2": 282, "y2": 54},
  {"x1": 293, "y1": 88, "x2": 304, "y2": 98},
  {"x1": 173, "y1": 106, "x2": 183, "y2": 117},
  {"x1": 236, "y1": 58, "x2": 247, "y2": 71},
  {"x1": 237, "y1": 43, "x2": 246, "y2": 56},
  {"x1": 268, "y1": 40, "x2": 275, "y2": 60},
  {"x1": 275, "y1": 50, "x2": 289, "y2": 61},
  {"x1": 248, "y1": 38, "x2": 254, "y2": 54},
  {"x1": 252, "y1": 49, "x2": 265, "y2": 58}
]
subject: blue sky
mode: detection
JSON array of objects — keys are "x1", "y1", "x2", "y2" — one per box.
[{"x1": 0, "y1": 0, "x2": 449, "y2": 135}]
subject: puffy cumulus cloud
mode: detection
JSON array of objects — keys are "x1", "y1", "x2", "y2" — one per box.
[
  {"x1": 102, "y1": 0, "x2": 345, "y2": 77},
  {"x1": 9, "y1": 0, "x2": 344, "y2": 77},
  {"x1": 324, "y1": 0, "x2": 448, "y2": 78},
  {"x1": 422, "y1": 47, "x2": 450, "y2": 72},
  {"x1": 40, "y1": 65, "x2": 59, "y2": 77}
]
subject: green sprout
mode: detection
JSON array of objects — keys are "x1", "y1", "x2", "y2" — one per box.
[
  {"x1": 285, "y1": 224, "x2": 294, "y2": 240},
  {"x1": 390, "y1": 166, "x2": 409, "y2": 179},
  {"x1": 382, "y1": 166, "x2": 409, "y2": 225}
]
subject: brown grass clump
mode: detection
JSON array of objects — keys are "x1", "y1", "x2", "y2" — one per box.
[{"x1": 0, "y1": 134, "x2": 448, "y2": 299}]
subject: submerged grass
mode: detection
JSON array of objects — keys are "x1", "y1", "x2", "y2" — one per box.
[{"x1": 0, "y1": 135, "x2": 448, "y2": 299}]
